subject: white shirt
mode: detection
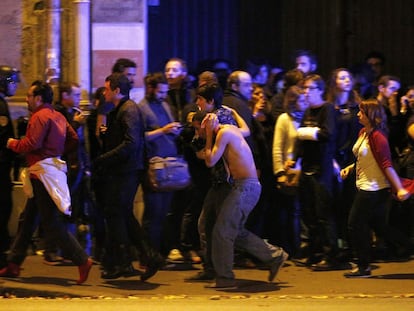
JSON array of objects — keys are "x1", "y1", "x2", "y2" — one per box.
[
  {"x1": 353, "y1": 132, "x2": 389, "y2": 191},
  {"x1": 272, "y1": 112, "x2": 301, "y2": 174}
]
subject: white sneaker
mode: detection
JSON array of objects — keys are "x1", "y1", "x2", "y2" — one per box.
[{"x1": 167, "y1": 249, "x2": 184, "y2": 262}]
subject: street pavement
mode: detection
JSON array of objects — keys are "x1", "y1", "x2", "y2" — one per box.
[{"x1": 0, "y1": 254, "x2": 413, "y2": 310}]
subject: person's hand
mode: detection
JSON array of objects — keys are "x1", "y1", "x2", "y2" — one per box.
[
  {"x1": 73, "y1": 112, "x2": 87, "y2": 125},
  {"x1": 340, "y1": 166, "x2": 351, "y2": 180},
  {"x1": 284, "y1": 160, "x2": 296, "y2": 169},
  {"x1": 397, "y1": 188, "x2": 411, "y2": 201},
  {"x1": 6, "y1": 138, "x2": 17, "y2": 149},
  {"x1": 162, "y1": 122, "x2": 182, "y2": 135},
  {"x1": 277, "y1": 174, "x2": 287, "y2": 184},
  {"x1": 203, "y1": 114, "x2": 218, "y2": 132},
  {"x1": 99, "y1": 124, "x2": 107, "y2": 136},
  {"x1": 400, "y1": 95, "x2": 411, "y2": 115},
  {"x1": 186, "y1": 111, "x2": 196, "y2": 124}
]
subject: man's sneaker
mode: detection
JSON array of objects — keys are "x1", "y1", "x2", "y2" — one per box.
[
  {"x1": 344, "y1": 266, "x2": 372, "y2": 278},
  {"x1": 167, "y1": 249, "x2": 185, "y2": 262},
  {"x1": 268, "y1": 250, "x2": 289, "y2": 282},
  {"x1": 205, "y1": 278, "x2": 237, "y2": 290},
  {"x1": 311, "y1": 259, "x2": 351, "y2": 271},
  {"x1": 141, "y1": 254, "x2": 165, "y2": 282},
  {"x1": 185, "y1": 270, "x2": 215, "y2": 282},
  {"x1": 291, "y1": 255, "x2": 321, "y2": 267},
  {"x1": 43, "y1": 253, "x2": 64, "y2": 266},
  {"x1": 101, "y1": 263, "x2": 142, "y2": 279},
  {"x1": 0, "y1": 262, "x2": 20, "y2": 278},
  {"x1": 77, "y1": 258, "x2": 93, "y2": 284}
]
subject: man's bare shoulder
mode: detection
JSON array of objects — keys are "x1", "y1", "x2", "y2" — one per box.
[
  {"x1": 217, "y1": 124, "x2": 240, "y2": 137},
  {"x1": 219, "y1": 124, "x2": 240, "y2": 132}
]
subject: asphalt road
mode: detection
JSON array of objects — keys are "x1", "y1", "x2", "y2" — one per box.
[{"x1": 0, "y1": 254, "x2": 413, "y2": 310}]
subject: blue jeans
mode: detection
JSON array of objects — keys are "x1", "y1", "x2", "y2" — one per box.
[
  {"x1": 198, "y1": 182, "x2": 232, "y2": 273},
  {"x1": 211, "y1": 178, "x2": 274, "y2": 280}
]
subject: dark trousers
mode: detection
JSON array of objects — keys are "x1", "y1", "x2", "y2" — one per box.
[
  {"x1": 348, "y1": 188, "x2": 411, "y2": 269},
  {"x1": 392, "y1": 152, "x2": 414, "y2": 240},
  {"x1": 102, "y1": 170, "x2": 152, "y2": 266},
  {"x1": 8, "y1": 178, "x2": 88, "y2": 266},
  {"x1": 163, "y1": 182, "x2": 208, "y2": 254},
  {"x1": 299, "y1": 174, "x2": 338, "y2": 259},
  {"x1": 0, "y1": 163, "x2": 13, "y2": 258},
  {"x1": 142, "y1": 187, "x2": 174, "y2": 255},
  {"x1": 273, "y1": 190, "x2": 301, "y2": 257}
]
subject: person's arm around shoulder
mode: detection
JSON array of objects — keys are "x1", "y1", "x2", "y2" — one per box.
[
  {"x1": 222, "y1": 105, "x2": 250, "y2": 137},
  {"x1": 204, "y1": 114, "x2": 227, "y2": 167},
  {"x1": 232, "y1": 108, "x2": 250, "y2": 137}
]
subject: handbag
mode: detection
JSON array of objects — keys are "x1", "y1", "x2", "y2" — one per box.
[
  {"x1": 397, "y1": 147, "x2": 413, "y2": 176},
  {"x1": 147, "y1": 156, "x2": 192, "y2": 191},
  {"x1": 276, "y1": 168, "x2": 301, "y2": 196}
]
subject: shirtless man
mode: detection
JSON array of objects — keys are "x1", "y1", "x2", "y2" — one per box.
[{"x1": 192, "y1": 111, "x2": 288, "y2": 289}]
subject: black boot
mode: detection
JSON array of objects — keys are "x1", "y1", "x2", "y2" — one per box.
[
  {"x1": 140, "y1": 241, "x2": 165, "y2": 282},
  {"x1": 101, "y1": 244, "x2": 139, "y2": 279},
  {"x1": 141, "y1": 252, "x2": 164, "y2": 281},
  {"x1": 101, "y1": 262, "x2": 141, "y2": 279}
]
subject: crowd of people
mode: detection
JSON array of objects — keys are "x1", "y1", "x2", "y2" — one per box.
[{"x1": 0, "y1": 49, "x2": 413, "y2": 288}]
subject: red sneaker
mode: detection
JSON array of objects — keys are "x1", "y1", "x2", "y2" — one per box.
[
  {"x1": 77, "y1": 258, "x2": 93, "y2": 284},
  {"x1": 0, "y1": 262, "x2": 20, "y2": 278}
]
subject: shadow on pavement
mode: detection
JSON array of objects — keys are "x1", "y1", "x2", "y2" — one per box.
[
  {"x1": 370, "y1": 273, "x2": 414, "y2": 280},
  {"x1": 0, "y1": 286, "x2": 81, "y2": 298},
  {"x1": 204, "y1": 278, "x2": 285, "y2": 293},
  {"x1": 101, "y1": 279, "x2": 161, "y2": 290},
  {"x1": 10, "y1": 276, "x2": 74, "y2": 287}
]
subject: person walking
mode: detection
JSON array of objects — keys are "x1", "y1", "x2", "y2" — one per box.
[
  {"x1": 0, "y1": 80, "x2": 92, "y2": 284},
  {"x1": 193, "y1": 111, "x2": 288, "y2": 289},
  {"x1": 341, "y1": 99, "x2": 412, "y2": 278},
  {"x1": 94, "y1": 73, "x2": 163, "y2": 281}
]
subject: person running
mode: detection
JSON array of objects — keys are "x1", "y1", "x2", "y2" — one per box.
[{"x1": 192, "y1": 111, "x2": 288, "y2": 289}]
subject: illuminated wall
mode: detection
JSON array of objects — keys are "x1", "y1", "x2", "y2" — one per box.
[{"x1": 92, "y1": 0, "x2": 146, "y2": 102}]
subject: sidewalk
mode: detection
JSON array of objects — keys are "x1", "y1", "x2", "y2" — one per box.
[{"x1": 1, "y1": 254, "x2": 413, "y2": 299}]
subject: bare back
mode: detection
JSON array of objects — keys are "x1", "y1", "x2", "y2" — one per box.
[{"x1": 214, "y1": 124, "x2": 257, "y2": 180}]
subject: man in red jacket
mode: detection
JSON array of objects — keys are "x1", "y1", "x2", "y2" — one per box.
[{"x1": 0, "y1": 80, "x2": 92, "y2": 284}]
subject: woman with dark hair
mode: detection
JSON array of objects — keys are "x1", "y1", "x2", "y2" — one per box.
[
  {"x1": 341, "y1": 99, "x2": 412, "y2": 278},
  {"x1": 326, "y1": 68, "x2": 362, "y2": 256},
  {"x1": 269, "y1": 69, "x2": 304, "y2": 124}
]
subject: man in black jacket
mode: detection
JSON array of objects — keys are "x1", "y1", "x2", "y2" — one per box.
[{"x1": 94, "y1": 73, "x2": 163, "y2": 281}]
